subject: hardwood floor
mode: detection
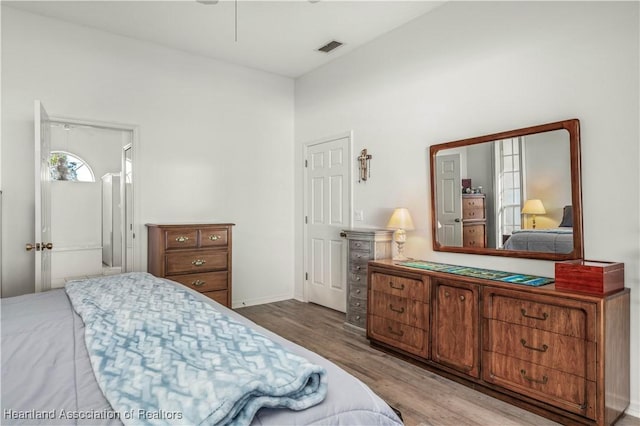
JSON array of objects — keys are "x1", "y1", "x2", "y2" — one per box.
[{"x1": 236, "y1": 299, "x2": 639, "y2": 426}]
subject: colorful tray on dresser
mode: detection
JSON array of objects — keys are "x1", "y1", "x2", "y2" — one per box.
[{"x1": 399, "y1": 260, "x2": 554, "y2": 286}]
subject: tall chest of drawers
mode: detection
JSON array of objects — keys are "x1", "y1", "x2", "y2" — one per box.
[
  {"x1": 146, "y1": 223, "x2": 234, "y2": 308},
  {"x1": 462, "y1": 193, "x2": 486, "y2": 248},
  {"x1": 342, "y1": 228, "x2": 393, "y2": 330}
]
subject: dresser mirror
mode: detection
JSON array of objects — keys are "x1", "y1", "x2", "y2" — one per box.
[{"x1": 429, "y1": 119, "x2": 583, "y2": 260}]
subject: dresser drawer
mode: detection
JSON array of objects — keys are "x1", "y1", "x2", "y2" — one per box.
[
  {"x1": 463, "y1": 224, "x2": 485, "y2": 247},
  {"x1": 348, "y1": 271, "x2": 366, "y2": 286},
  {"x1": 201, "y1": 289, "x2": 228, "y2": 306},
  {"x1": 484, "y1": 291, "x2": 595, "y2": 340},
  {"x1": 199, "y1": 228, "x2": 229, "y2": 248},
  {"x1": 165, "y1": 250, "x2": 228, "y2": 275},
  {"x1": 165, "y1": 229, "x2": 198, "y2": 249},
  {"x1": 350, "y1": 249, "x2": 372, "y2": 262},
  {"x1": 483, "y1": 319, "x2": 594, "y2": 379},
  {"x1": 347, "y1": 306, "x2": 367, "y2": 328},
  {"x1": 170, "y1": 271, "x2": 228, "y2": 293},
  {"x1": 370, "y1": 273, "x2": 427, "y2": 302},
  {"x1": 483, "y1": 352, "x2": 595, "y2": 418},
  {"x1": 463, "y1": 196, "x2": 485, "y2": 210},
  {"x1": 349, "y1": 240, "x2": 371, "y2": 251},
  {"x1": 368, "y1": 316, "x2": 428, "y2": 357},
  {"x1": 349, "y1": 284, "x2": 366, "y2": 299},
  {"x1": 347, "y1": 294, "x2": 366, "y2": 311},
  {"x1": 370, "y1": 290, "x2": 427, "y2": 329},
  {"x1": 462, "y1": 207, "x2": 485, "y2": 221}
]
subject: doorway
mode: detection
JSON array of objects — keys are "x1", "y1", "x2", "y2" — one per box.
[{"x1": 48, "y1": 119, "x2": 135, "y2": 287}]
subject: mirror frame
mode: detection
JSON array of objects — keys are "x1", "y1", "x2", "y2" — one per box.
[{"x1": 429, "y1": 119, "x2": 583, "y2": 260}]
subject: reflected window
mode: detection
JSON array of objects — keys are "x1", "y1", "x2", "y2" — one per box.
[
  {"x1": 50, "y1": 151, "x2": 95, "y2": 182},
  {"x1": 495, "y1": 138, "x2": 524, "y2": 242}
]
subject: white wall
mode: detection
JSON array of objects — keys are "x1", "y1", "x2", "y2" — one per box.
[
  {"x1": 295, "y1": 1, "x2": 639, "y2": 414},
  {"x1": 1, "y1": 6, "x2": 295, "y2": 307}
]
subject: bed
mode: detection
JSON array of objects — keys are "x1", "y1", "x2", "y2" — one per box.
[
  {"x1": 503, "y1": 205, "x2": 574, "y2": 254},
  {"x1": 503, "y1": 228, "x2": 573, "y2": 253},
  {"x1": 1, "y1": 273, "x2": 402, "y2": 426}
]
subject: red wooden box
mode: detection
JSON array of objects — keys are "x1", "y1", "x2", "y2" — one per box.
[{"x1": 555, "y1": 260, "x2": 624, "y2": 295}]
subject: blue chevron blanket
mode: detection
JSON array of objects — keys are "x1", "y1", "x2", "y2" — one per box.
[{"x1": 65, "y1": 273, "x2": 327, "y2": 426}]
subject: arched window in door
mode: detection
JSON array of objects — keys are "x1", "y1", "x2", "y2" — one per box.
[{"x1": 49, "y1": 151, "x2": 95, "y2": 182}]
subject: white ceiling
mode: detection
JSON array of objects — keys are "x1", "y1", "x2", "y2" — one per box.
[{"x1": 6, "y1": 0, "x2": 444, "y2": 78}]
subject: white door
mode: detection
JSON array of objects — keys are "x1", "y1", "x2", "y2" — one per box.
[
  {"x1": 436, "y1": 154, "x2": 462, "y2": 246},
  {"x1": 34, "y1": 100, "x2": 53, "y2": 292},
  {"x1": 304, "y1": 136, "x2": 351, "y2": 312},
  {"x1": 122, "y1": 144, "x2": 134, "y2": 272}
]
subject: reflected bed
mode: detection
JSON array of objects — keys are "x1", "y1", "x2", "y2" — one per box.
[{"x1": 503, "y1": 228, "x2": 573, "y2": 254}]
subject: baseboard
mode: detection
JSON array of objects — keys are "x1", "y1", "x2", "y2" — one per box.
[
  {"x1": 232, "y1": 293, "x2": 292, "y2": 309},
  {"x1": 626, "y1": 400, "x2": 640, "y2": 418}
]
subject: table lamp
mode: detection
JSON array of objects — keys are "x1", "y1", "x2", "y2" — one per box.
[
  {"x1": 387, "y1": 208, "x2": 415, "y2": 260},
  {"x1": 521, "y1": 199, "x2": 546, "y2": 229}
]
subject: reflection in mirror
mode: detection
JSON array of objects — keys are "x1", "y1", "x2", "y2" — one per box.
[{"x1": 430, "y1": 119, "x2": 583, "y2": 260}]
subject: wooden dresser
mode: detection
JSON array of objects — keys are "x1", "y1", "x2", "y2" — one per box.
[
  {"x1": 367, "y1": 259, "x2": 630, "y2": 426},
  {"x1": 462, "y1": 194, "x2": 486, "y2": 248},
  {"x1": 146, "y1": 223, "x2": 234, "y2": 308},
  {"x1": 342, "y1": 228, "x2": 393, "y2": 331}
]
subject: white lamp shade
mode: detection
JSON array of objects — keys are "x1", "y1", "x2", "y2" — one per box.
[
  {"x1": 387, "y1": 208, "x2": 415, "y2": 231},
  {"x1": 521, "y1": 199, "x2": 546, "y2": 215}
]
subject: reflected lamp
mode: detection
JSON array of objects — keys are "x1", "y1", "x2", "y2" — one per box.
[
  {"x1": 386, "y1": 208, "x2": 415, "y2": 260},
  {"x1": 521, "y1": 199, "x2": 546, "y2": 229}
]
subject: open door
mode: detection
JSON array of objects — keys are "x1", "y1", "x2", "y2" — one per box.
[
  {"x1": 304, "y1": 135, "x2": 350, "y2": 312},
  {"x1": 122, "y1": 143, "x2": 134, "y2": 272},
  {"x1": 436, "y1": 153, "x2": 463, "y2": 246},
  {"x1": 31, "y1": 100, "x2": 53, "y2": 292}
]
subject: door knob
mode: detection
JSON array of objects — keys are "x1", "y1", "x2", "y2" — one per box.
[
  {"x1": 26, "y1": 242, "x2": 53, "y2": 251},
  {"x1": 454, "y1": 218, "x2": 461, "y2": 223}
]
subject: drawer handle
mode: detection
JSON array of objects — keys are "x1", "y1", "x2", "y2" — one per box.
[
  {"x1": 388, "y1": 326, "x2": 404, "y2": 337},
  {"x1": 459, "y1": 295, "x2": 465, "y2": 301},
  {"x1": 389, "y1": 304, "x2": 405, "y2": 314},
  {"x1": 356, "y1": 266, "x2": 362, "y2": 271},
  {"x1": 355, "y1": 242, "x2": 362, "y2": 247},
  {"x1": 445, "y1": 291, "x2": 450, "y2": 297},
  {"x1": 520, "y1": 339, "x2": 549, "y2": 353},
  {"x1": 192, "y1": 259, "x2": 206, "y2": 266},
  {"x1": 192, "y1": 280, "x2": 206, "y2": 287},
  {"x1": 355, "y1": 315, "x2": 361, "y2": 320},
  {"x1": 354, "y1": 302, "x2": 361, "y2": 307},
  {"x1": 208, "y1": 235, "x2": 221, "y2": 241},
  {"x1": 175, "y1": 236, "x2": 189, "y2": 242},
  {"x1": 355, "y1": 288, "x2": 361, "y2": 294},
  {"x1": 520, "y1": 369, "x2": 548, "y2": 385},
  {"x1": 389, "y1": 282, "x2": 405, "y2": 290},
  {"x1": 355, "y1": 276, "x2": 361, "y2": 281},
  {"x1": 521, "y1": 309, "x2": 548, "y2": 321}
]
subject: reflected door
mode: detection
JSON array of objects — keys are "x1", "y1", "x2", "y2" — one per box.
[
  {"x1": 436, "y1": 154, "x2": 462, "y2": 246},
  {"x1": 305, "y1": 136, "x2": 350, "y2": 312},
  {"x1": 34, "y1": 100, "x2": 53, "y2": 292}
]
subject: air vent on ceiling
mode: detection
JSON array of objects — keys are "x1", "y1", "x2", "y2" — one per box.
[
  {"x1": 317, "y1": 40, "x2": 343, "y2": 53},
  {"x1": 196, "y1": 0, "x2": 219, "y2": 4}
]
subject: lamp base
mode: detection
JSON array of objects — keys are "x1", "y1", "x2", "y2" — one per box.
[{"x1": 393, "y1": 240, "x2": 409, "y2": 261}]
